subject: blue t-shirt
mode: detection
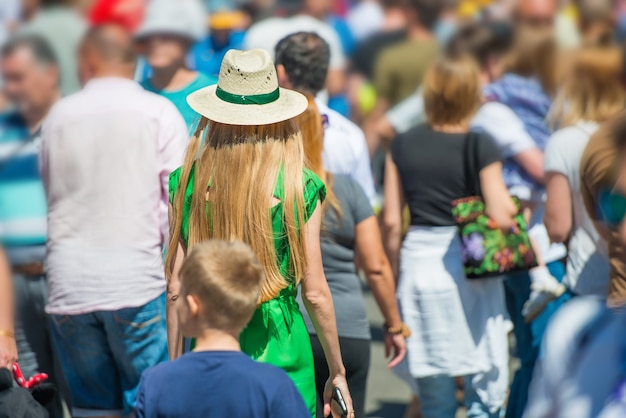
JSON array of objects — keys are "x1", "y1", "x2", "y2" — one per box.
[
  {"x1": 141, "y1": 72, "x2": 217, "y2": 134},
  {"x1": 135, "y1": 351, "x2": 310, "y2": 418},
  {"x1": 0, "y1": 112, "x2": 47, "y2": 260}
]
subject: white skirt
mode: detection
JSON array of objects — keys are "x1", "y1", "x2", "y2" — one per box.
[{"x1": 397, "y1": 226, "x2": 512, "y2": 411}]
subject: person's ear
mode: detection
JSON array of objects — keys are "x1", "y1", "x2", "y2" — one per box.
[
  {"x1": 275, "y1": 64, "x2": 291, "y2": 89},
  {"x1": 186, "y1": 294, "x2": 201, "y2": 318},
  {"x1": 45, "y1": 65, "x2": 60, "y2": 90}
]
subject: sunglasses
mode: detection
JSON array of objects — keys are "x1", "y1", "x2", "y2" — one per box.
[{"x1": 598, "y1": 188, "x2": 626, "y2": 227}]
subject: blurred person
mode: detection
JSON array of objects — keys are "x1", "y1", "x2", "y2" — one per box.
[
  {"x1": 0, "y1": 0, "x2": 20, "y2": 47},
  {"x1": 275, "y1": 31, "x2": 376, "y2": 207},
  {"x1": 301, "y1": 0, "x2": 355, "y2": 57},
  {"x1": 580, "y1": 113, "x2": 626, "y2": 309},
  {"x1": 346, "y1": 0, "x2": 384, "y2": 42},
  {"x1": 472, "y1": 20, "x2": 569, "y2": 418},
  {"x1": 40, "y1": 24, "x2": 188, "y2": 417},
  {"x1": 543, "y1": 47, "x2": 624, "y2": 301},
  {"x1": 0, "y1": 247, "x2": 14, "y2": 371},
  {"x1": 136, "y1": 241, "x2": 310, "y2": 418},
  {"x1": 89, "y1": 0, "x2": 147, "y2": 32},
  {"x1": 189, "y1": 9, "x2": 247, "y2": 78},
  {"x1": 20, "y1": 0, "x2": 88, "y2": 95},
  {"x1": 295, "y1": 97, "x2": 406, "y2": 418},
  {"x1": 165, "y1": 48, "x2": 353, "y2": 418},
  {"x1": 383, "y1": 54, "x2": 517, "y2": 418},
  {"x1": 575, "y1": 0, "x2": 616, "y2": 46},
  {"x1": 0, "y1": 34, "x2": 63, "y2": 417},
  {"x1": 366, "y1": 0, "x2": 441, "y2": 155},
  {"x1": 524, "y1": 295, "x2": 626, "y2": 418},
  {"x1": 136, "y1": 0, "x2": 215, "y2": 133},
  {"x1": 348, "y1": 0, "x2": 407, "y2": 119},
  {"x1": 243, "y1": 0, "x2": 347, "y2": 104}
]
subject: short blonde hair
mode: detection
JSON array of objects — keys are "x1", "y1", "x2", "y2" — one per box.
[
  {"x1": 423, "y1": 54, "x2": 482, "y2": 127},
  {"x1": 179, "y1": 240, "x2": 265, "y2": 332}
]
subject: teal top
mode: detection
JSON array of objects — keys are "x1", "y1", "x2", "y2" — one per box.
[{"x1": 142, "y1": 72, "x2": 217, "y2": 134}]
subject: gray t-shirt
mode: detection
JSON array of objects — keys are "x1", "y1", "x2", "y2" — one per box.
[
  {"x1": 298, "y1": 175, "x2": 374, "y2": 340},
  {"x1": 544, "y1": 122, "x2": 609, "y2": 296}
]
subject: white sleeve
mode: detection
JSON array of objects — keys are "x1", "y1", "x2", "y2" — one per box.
[
  {"x1": 386, "y1": 88, "x2": 426, "y2": 135},
  {"x1": 543, "y1": 129, "x2": 571, "y2": 176},
  {"x1": 350, "y1": 133, "x2": 376, "y2": 207},
  {"x1": 471, "y1": 102, "x2": 537, "y2": 158}
]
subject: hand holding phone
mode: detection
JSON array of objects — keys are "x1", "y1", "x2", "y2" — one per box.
[{"x1": 332, "y1": 386, "x2": 349, "y2": 417}]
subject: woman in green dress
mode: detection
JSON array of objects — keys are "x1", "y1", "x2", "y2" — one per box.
[{"x1": 164, "y1": 49, "x2": 352, "y2": 418}]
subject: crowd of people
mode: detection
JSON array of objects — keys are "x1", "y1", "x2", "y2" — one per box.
[{"x1": 2, "y1": 0, "x2": 626, "y2": 417}]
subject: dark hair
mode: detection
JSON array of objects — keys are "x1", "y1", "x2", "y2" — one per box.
[
  {"x1": 1, "y1": 34, "x2": 57, "y2": 67},
  {"x1": 446, "y1": 22, "x2": 513, "y2": 68},
  {"x1": 275, "y1": 32, "x2": 330, "y2": 95},
  {"x1": 407, "y1": 0, "x2": 442, "y2": 30}
]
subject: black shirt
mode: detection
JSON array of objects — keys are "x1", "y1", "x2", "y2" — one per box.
[
  {"x1": 390, "y1": 124, "x2": 502, "y2": 227},
  {"x1": 350, "y1": 29, "x2": 406, "y2": 79}
]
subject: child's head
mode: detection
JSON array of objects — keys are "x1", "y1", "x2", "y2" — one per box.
[{"x1": 177, "y1": 240, "x2": 265, "y2": 337}]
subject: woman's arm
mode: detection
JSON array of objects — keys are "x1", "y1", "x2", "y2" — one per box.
[
  {"x1": 544, "y1": 172, "x2": 573, "y2": 243},
  {"x1": 0, "y1": 247, "x2": 17, "y2": 369},
  {"x1": 514, "y1": 148, "x2": 545, "y2": 184},
  {"x1": 382, "y1": 153, "x2": 405, "y2": 279},
  {"x1": 166, "y1": 203, "x2": 186, "y2": 360},
  {"x1": 301, "y1": 202, "x2": 353, "y2": 417},
  {"x1": 354, "y1": 216, "x2": 406, "y2": 368},
  {"x1": 166, "y1": 240, "x2": 185, "y2": 360},
  {"x1": 480, "y1": 161, "x2": 518, "y2": 230}
]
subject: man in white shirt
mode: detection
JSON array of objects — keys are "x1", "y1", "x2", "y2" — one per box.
[
  {"x1": 40, "y1": 24, "x2": 188, "y2": 418},
  {"x1": 274, "y1": 31, "x2": 376, "y2": 207}
]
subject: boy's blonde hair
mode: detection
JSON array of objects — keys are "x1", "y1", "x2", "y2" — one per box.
[{"x1": 179, "y1": 240, "x2": 265, "y2": 332}]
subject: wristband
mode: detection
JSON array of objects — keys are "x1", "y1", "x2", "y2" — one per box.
[
  {"x1": 0, "y1": 329, "x2": 15, "y2": 339},
  {"x1": 384, "y1": 323, "x2": 411, "y2": 337}
]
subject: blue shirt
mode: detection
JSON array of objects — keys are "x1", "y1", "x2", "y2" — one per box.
[
  {"x1": 0, "y1": 112, "x2": 47, "y2": 257},
  {"x1": 189, "y1": 31, "x2": 246, "y2": 78},
  {"x1": 136, "y1": 351, "x2": 310, "y2": 418},
  {"x1": 141, "y1": 72, "x2": 217, "y2": 134}
]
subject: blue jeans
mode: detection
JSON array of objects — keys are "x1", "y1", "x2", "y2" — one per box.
[
  {"x1": 50, "y1": 293, "x2": 168, "y2": 417},
  {"x1": 14, "y1": 272, "x2": 66, "y2": 417},
  {"x1": 504, "y1": 262, "x2": 569, "y2": 418},
  {"x1": 418, "y1": 375, "x2": 502, "y2": 418}
]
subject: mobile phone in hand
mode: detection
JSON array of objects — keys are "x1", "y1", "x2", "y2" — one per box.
[{"x1": 332, "y1": 386, "x2": 349, "y2": 417}]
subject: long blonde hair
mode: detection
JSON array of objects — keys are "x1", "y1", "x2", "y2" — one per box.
[
  {"x1": 296, "y1": 95, "x2": 341, "y2": 217},
  {"x1": 166, "y1": 117, "x2": 308, "y2": 303},
  {"x1": 550, "y1": 46, "x2": 625, "y2": 128}
]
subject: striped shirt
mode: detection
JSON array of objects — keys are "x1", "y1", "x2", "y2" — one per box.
[{"x1": 0, "y1": 112, "x2": 47, "y2": 263}]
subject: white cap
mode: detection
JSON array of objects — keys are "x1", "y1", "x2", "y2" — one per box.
[{"x1": 134, "y1": 0, "x2": 207, "y2": 41}]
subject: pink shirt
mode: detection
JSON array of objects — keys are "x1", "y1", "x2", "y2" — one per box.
[{"x1": 41, "y1": 77, "x2": 188, "y2": 314}]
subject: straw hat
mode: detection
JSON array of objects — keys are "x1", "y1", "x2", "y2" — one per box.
[{"x1": 187, "y1": 49, "x2": 307, "y2": 125}]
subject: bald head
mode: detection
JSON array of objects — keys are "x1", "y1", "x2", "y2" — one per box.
[
  {"x1": 516, "y1": 0, "x2": 557, "y2": 27},
  {"x1": 78, "y1": 24, "x2": 136, "y2": 85}
]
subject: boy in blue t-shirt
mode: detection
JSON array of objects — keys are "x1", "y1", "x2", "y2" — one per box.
[{"x1": 135, "y1": 240, "x2": 310, "y2": 418}]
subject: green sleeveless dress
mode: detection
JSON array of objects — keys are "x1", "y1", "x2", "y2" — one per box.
[{"x1": 169, "y1": 165, "x2": 326, "y2": 417}]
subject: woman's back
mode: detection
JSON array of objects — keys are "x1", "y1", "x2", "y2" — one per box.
[{"x1": 390, "y1": 124, "x2": 501, "y2": 227}]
